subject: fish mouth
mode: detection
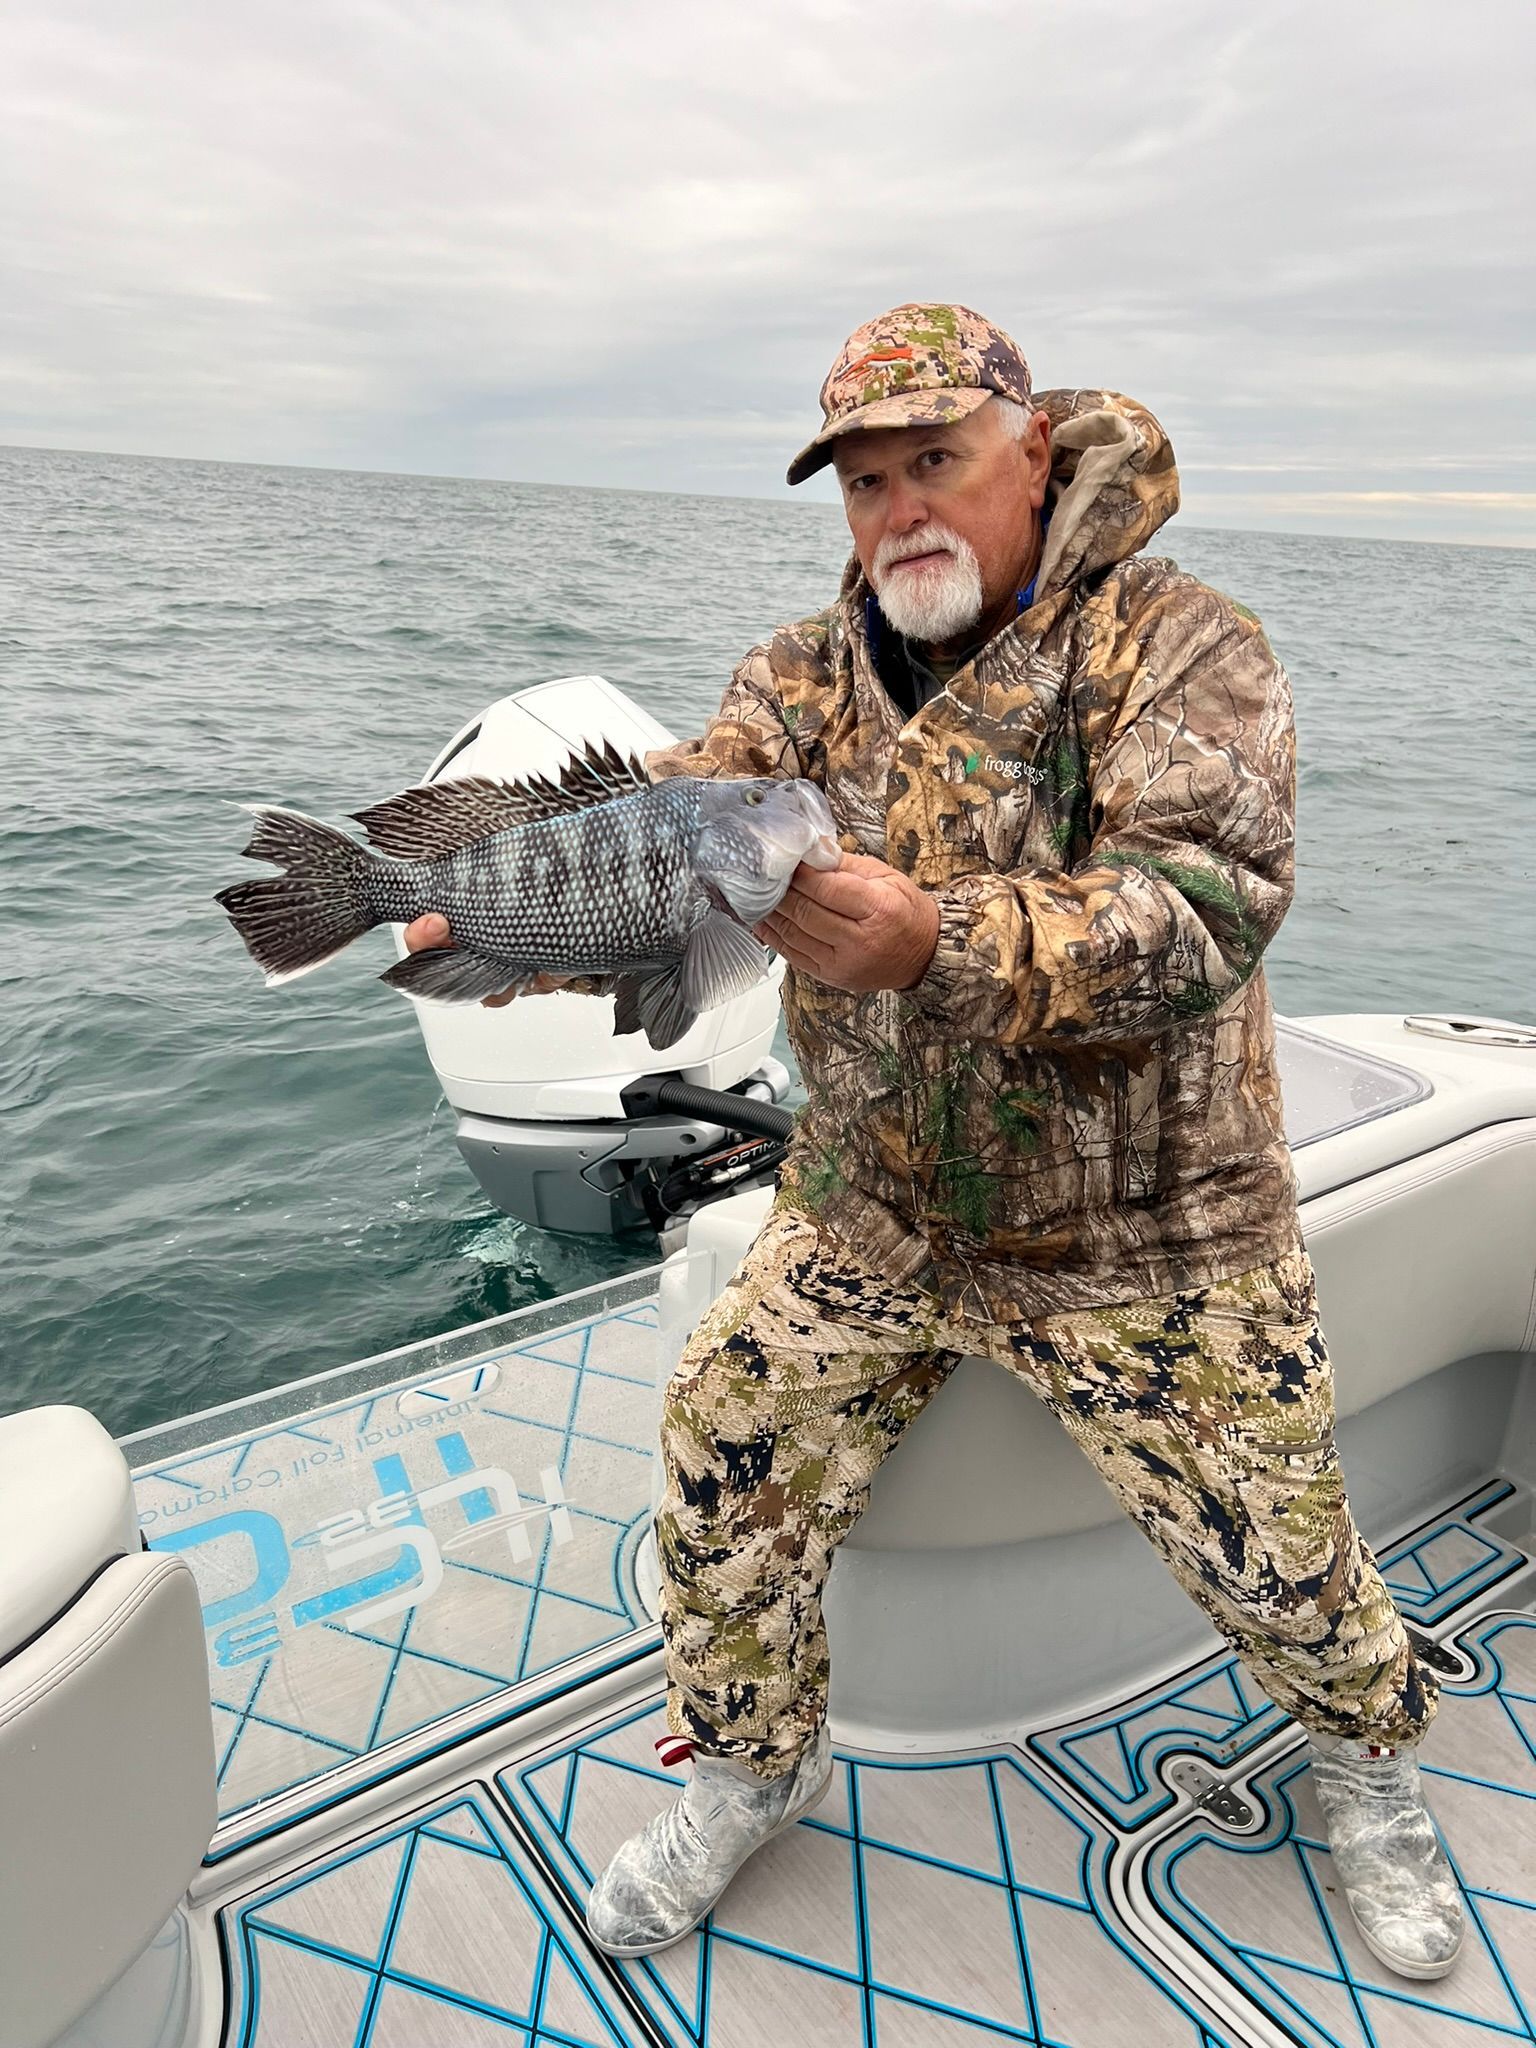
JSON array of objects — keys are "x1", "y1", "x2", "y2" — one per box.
[{"x1": 795, "y1": 784, "x2": 842, "y2": 870}]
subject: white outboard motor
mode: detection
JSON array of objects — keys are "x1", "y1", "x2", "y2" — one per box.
[{"x1": 407, "y1": 676, "x2": 795, "y2": 1238}]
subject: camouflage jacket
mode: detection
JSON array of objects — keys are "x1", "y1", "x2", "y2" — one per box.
[{"x1": 648, "y1": 389, "x2": 1304, "y2": 1325}]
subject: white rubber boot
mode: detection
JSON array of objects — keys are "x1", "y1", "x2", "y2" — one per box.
[
  {"x1": 585, "y1": 1725, "x2": 833, "y2": 1956},
  {"x1": 1309, "y1": 1734, "x2": 1464, "y2": 1979}
]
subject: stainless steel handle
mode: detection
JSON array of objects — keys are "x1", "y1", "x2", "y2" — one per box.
[{"x1": 1402, "y1": 1013, "x2": 1536, "y2": 1047}]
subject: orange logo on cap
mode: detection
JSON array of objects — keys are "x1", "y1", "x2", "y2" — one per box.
[{"x1": 843, "y1": 346, "x2": 917, "y2": 379}]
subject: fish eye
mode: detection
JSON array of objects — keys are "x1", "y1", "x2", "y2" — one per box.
[{"x1": 743, "y1": 788, "x2": 765, "y2": 806}]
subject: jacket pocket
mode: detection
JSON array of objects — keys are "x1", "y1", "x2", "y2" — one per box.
[{"x1": 1111, "y1": 1054, "x2": 1163, "y2": 1204}]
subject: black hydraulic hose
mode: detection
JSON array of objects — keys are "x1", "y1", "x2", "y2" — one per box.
[{"x1": 622, "y1": 1074, "x2": 795, "y2": 1143}]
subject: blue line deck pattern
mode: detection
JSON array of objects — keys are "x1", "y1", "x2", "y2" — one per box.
[
  {"x1": 220, "y1": 1478, "x2": 1536, "y2": 2047},
  {"x1": 503, "y1": 1702, "x2": 1229, "y2": 2046},
  {"x1": 228, "y1": 1792, "x2": 637, "y2": 2047},
  {"x1": 133, "y1": 1297, "x2": 664, "y2": 1828},
  {"x1": 1144, "y1": 1608, "x2": 1536, "y2": 2046}
]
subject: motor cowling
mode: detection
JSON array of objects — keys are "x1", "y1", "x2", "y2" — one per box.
[{"x1": 406, "y1": 675, "x2": 793, "y2": 1237}]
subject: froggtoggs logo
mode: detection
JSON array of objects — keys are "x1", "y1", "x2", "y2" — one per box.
[{"x1": 964, "y1": 753, "x2": 1046, "y2": 786}]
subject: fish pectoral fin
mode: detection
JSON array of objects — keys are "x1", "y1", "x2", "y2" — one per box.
[
  {"x1": 352, "y1": 742, "x2": 649, "y2": 859},
  {"x1": 380, "y1": 948, "x2": 524, "y2": 1004},
  {"x1": 608, "y1": 964, "x2": 697, "y2": 1052},
  {"x1": 607, "y1": 917, "x2": 763, "y2": 1052},
  {"x1": 682, "y1": 910, "x2": 771, "y2": 1014}
]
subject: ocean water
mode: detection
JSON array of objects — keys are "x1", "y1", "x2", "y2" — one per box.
[{"x1": 3, "y1": 444, "x2": 1532, "y2": 1439}]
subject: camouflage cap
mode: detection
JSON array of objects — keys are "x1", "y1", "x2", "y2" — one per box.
[{"x1": 787, "y1": 303, "x2": 1033, "y2": 487}]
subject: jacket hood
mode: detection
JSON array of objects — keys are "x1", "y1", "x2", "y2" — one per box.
[
  {"x1": 1033, "y1": 388, "x2": 1179, "y2": 596},
  {"x1": 838, "y1": 388, "x2": 1180, "y2": 616}
]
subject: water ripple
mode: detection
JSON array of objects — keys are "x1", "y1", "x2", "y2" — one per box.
[{"x1": 2, "y1": 442, "x2": 1532, "y2": 1435}]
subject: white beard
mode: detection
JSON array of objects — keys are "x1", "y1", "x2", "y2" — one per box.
[{"x1": 871, "y1": 524, "x2": 985, "y2": 644}]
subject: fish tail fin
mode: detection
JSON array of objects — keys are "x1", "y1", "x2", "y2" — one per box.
[{"x1": 215, "y1": 804, "x2": 381, "y2": 984}]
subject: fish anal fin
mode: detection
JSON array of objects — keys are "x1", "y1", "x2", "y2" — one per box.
[
  {"x1": 607, "y1": 963, "x2": 697, "y2": 1051},
  {"x1": 380, "y1": 948, "x2": 524, "y2": 1004}
]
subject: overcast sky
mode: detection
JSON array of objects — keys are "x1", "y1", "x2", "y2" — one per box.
[{"x1": 3, "y1": 0, "x2": 1533, "y2": 544}]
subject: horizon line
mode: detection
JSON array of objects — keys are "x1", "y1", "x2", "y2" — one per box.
[{"x1": 2, "y1": 435, "x2": 1531, "y2": 555}]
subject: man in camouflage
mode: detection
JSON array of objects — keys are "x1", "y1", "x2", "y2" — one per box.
[{"x1": 408, "y1": 303, "x2": 1464, "y2": 1978}]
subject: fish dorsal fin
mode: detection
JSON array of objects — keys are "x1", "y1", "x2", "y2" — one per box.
[
  {"x1": 350, "y1": 740, "x2": 649, "y2": 860},
  {"x1": 552, "y1": 737, "x2": 651, "y2": 809},
  {"x1": 351, "y1": 777, "x2": 548, "y2": 858}
]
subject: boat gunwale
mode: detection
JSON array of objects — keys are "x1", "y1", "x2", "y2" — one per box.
[{"x1": 119, "y1": 1259, "x2": 670, "y2": 1465}]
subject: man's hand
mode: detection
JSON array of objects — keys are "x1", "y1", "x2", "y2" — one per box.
[
  {"x1": 755, "y1": 852, "x2": 940, "y2": 994},
  {"x1": 402, "y1": 914, "x2": 568, "y2": 1008}
]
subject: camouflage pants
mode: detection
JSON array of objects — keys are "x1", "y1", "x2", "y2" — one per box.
[{"x1": 656, "y1": 1208, "x2": 1436, "y2": 1780}]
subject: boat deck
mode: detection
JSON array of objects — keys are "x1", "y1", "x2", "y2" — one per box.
[
  {"x1": 127, "y1": 1286, "x2": 1536, "y2": 2047},
  {"x1": 131, "y1": 1273, "x2": 665, "y2": 1849}
]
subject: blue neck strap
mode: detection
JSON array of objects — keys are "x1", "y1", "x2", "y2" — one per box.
[{"x1": 1017, "y1": 502, "x2": 1051, "y2": 612}]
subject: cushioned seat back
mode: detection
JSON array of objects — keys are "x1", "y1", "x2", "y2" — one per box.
[
  {"x1": 0, "y1": 1408, "x2": 217, "y2": 2048},
  {"x1": 0, "y1": 1552, "x2": 217, "y2": 2048},
  {"x1": 0, "y1": 1406, "x2": 140, "y2": 1661}
]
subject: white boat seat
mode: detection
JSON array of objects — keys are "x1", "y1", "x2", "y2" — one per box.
[
  {"x1": 0, "y1": 1406, "x2": 217, "y2": 2048},
  {"x1": 0, "y1": 1405, "x2": 141, "y2": 1661}
]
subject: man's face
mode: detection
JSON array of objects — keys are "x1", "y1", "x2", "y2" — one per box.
[{"x1": 832, "y1": 401, "x2": 1051, "y2": 646}]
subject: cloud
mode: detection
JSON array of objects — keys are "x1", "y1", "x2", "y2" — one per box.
[
  {"x1": 1178, "y1": 488, "x2": 1536, "y2": 549},
  {"x1": 1306, "y1": 492, "x2": 1536, "y2": 507},
  {"x1": 1, "y1": 0, "x2": 1532, "y2": 541}
]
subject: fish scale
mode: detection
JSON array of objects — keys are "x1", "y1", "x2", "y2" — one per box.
[
  {"x1": 364, "y1": 785, "x2": 702, "y2": 974},
  {"x1": 215, "y1": 741, "x2": 840, "y2": 1053}
]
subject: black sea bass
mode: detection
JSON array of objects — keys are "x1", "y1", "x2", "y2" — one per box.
[{"x1": 216, "y1": 741, "x2": 839, "y2": 1051}]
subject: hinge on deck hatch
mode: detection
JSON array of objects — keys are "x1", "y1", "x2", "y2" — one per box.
[{"x1": 1165, "y1": 1756, "x2": 1255, "y2": 1831}]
